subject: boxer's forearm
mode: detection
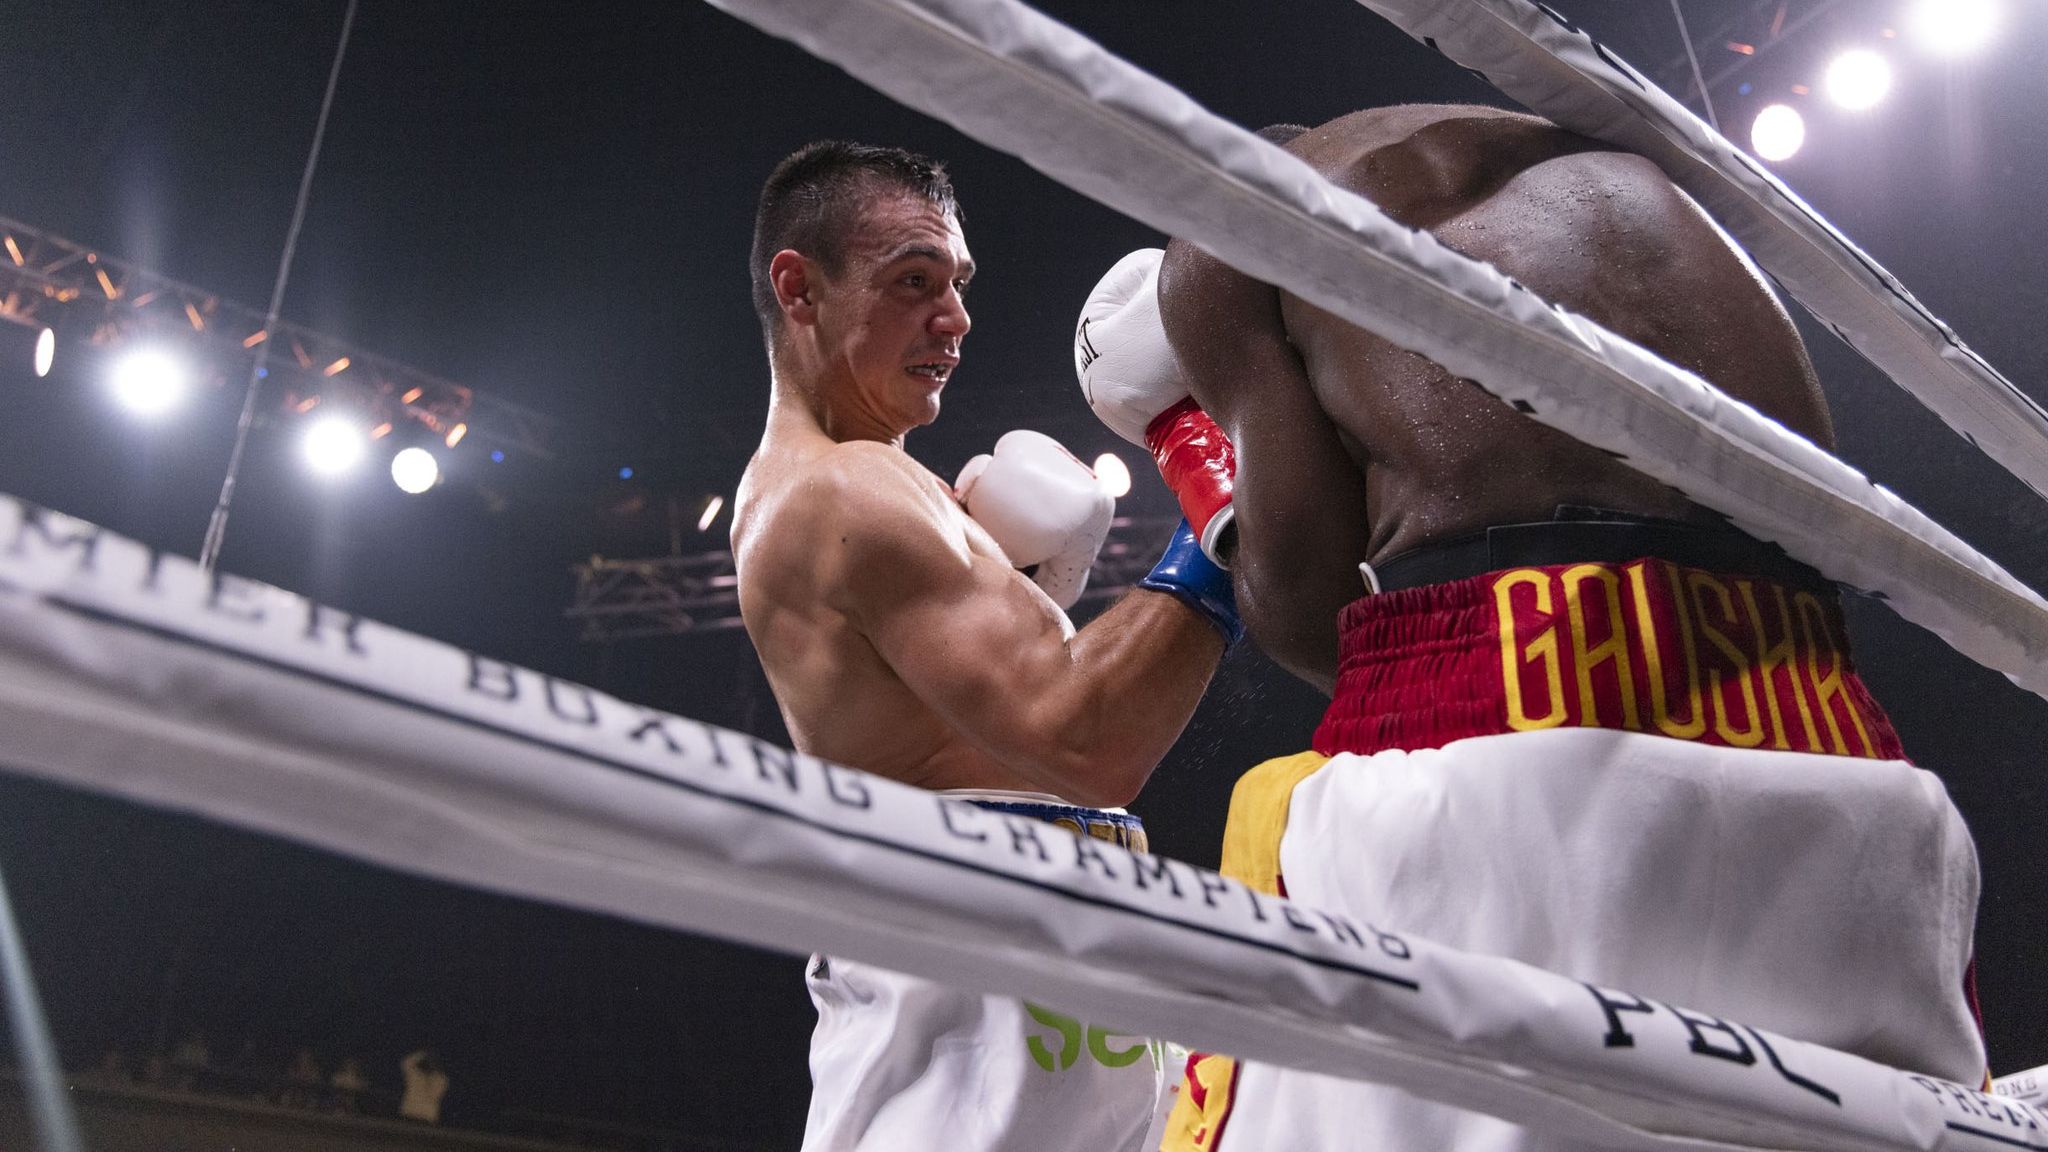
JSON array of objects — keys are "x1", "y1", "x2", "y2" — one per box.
[{"x1": 1012, "y1": 588, "x2": 1223, "y2": 808}]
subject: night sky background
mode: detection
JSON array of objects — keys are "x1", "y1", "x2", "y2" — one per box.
[{"x1": 0, "y1": 0, "x2": 2043, "y2": 1144}]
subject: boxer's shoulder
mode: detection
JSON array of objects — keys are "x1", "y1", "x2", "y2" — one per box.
[
  {"x1": 740, "y1": 440, "x2": 977, "y2": 608},
  {"x1": 745, "y1": 440, "x2": 948, "y2": 533},
  {"x1": 1269, "y1": 105, "x2": 1595, "y2": 232},
  {"x1": 805, "y1": 441, "x2": 965, "y2": 546}
]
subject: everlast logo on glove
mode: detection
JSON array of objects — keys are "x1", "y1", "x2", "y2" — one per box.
[{"x1": 1075, "y1": 317, "x2": 1101, "y2": 372}]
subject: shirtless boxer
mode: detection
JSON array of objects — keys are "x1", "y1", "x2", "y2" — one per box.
[
  {"x1": 1075, "y1": 107, "x2": 1984, "y2": 1150},
  {"x1": 732, "y1": 141, "x2": 1238, "y2": 1152}
]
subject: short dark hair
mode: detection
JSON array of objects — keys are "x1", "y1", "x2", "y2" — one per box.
[
  {"x1": 1255, "y1": 122, "x2": 1312, "y2": 146},
  {"x1": 750, "y1": 141, "x2": 960, "y2": 342}
]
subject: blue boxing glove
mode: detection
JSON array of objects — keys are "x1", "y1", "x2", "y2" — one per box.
[{"x1": 1139, "y1": 519, "x2": 1243, "y2": 645}]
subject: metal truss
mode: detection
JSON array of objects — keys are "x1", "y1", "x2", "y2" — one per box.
[
  {"x1": 569, "y1": 550, "x2": 746, "y2": 641},
  {"x1": 569, "y1": 514, "x2": 1181, "y2": 641},
  {"x1": 1647, "y1": 0, "x2": 1846, "y2": 101},
  {"x1": 0, "y1": 215, "x2": 557, "y2": 459}
]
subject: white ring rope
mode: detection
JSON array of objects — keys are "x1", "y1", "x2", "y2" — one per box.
[
  {"x1": 1354, "y1": 0, "x2": 2048, "y2": 504},
  {"x1": 701, "y1": 0, "x2": 2048, "y2": 701},
  {"x1": 0, "y1": 501, "x2": 2039, "y2": 1152}
]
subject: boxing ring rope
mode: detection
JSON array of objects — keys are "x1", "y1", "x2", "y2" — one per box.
[
  {"x1": 702, "y1": 0, "x2": 2048, "y2": 704},
  {"x1": 0, "y1": 500, "x2": 2040, "y2": 1152},
  {"x1": 1356, "y1": 0, "x2": 2048, "y2": 504}
]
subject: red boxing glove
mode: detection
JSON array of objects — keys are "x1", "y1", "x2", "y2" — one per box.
[{"x1": 1145, "y1": 398, "x2": 1236, "y2": 567}]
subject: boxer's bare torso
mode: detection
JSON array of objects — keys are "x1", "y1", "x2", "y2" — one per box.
[
  {"x1": 736, "y1": 189, "x2": 1218, "y2": 805},
  {"x1": 1159, "y1": 104, "x2": 1833, "y2": 691}
]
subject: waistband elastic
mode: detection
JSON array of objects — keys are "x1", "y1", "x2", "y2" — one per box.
[
  {"x1": 1368, "y1": 510, "x2": 1828, "y2": 594},
  {"x1": 1315, "y1": 551, "x2": 1903, "y2": 761},
  {"x1": 961, "y1": 795, "x2": 1149, "y2": 854}
]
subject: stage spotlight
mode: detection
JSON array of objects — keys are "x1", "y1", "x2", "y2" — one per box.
[
  {"x1": 1911, "y1": 0, "x2": 1998, "y2": 57},
  {"x1": 1824, "y1": 49, "x2": 1892, "y2": 110},
  {"x1": 110, "y1": 348, "x2": 190, "y2": 417},
  {"x1": 2, "y1": 323, "x2": 56, "y2": 379},
  {"x1": 303, "y1": 418, "x2": 367, "y2": 477},
  {"x1": 1093, "y1": 452, "x2": 1132, "y2": 499},
  {"x1": 391, "y1": 446, "x2": 441, "y2": 494},
  {"x1": 1751, "y1": 104, "x2": 1806, "y2": 161},
  {"x1": 697, "y1": 495, "x2": 726, "y2": 532}
]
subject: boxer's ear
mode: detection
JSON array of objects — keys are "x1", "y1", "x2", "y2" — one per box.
[{"x1": 770, "y1": 250, "x2": 817, "y2": 325}]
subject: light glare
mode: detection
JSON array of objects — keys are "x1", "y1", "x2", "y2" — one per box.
[
  {"x1": 1911, "y1": 0, "x2": 1998, "y2": 57},
  {"x1": 391, "y1": 447, "x2": 441, "y2": 494},
  {"x1": 1751, "y1": 104, "x2": 1806, "y2": 162},
  {"x1": 33, "y1": 328, "x2": 54, "y2": 378},
  {"x1": 110, "y1": 348, "x2": 190, "y2": 416},
  {"x1": 1093, "y1": 453, "x2": 1132, "y2": 499},
  {"x1": 303, "y1": 418, "x2": 367, "y2": 477},
  {"x1": 1824, "y1": 50, "x2": 1893, "y2": 110},
  {"x1": 697, "y1": 495, "x2": 726, "y2": 532}
]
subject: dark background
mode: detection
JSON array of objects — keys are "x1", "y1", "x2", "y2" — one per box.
[{"x1": 0, "y1": 0, "x2": 2042, "y2": 1143}]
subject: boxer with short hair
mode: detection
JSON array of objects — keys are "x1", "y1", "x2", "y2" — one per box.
[
  {"x1": 1075, "y1": 106, "x2": 1985, "y2": 1150},
  {"x1": 733, "y1": 140, "x2": 1238, "y2": 1152}
]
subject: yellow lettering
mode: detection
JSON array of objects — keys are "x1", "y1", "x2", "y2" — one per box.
[
  {"x1": 1796, "y1": 592, "x2": 1875, "y2": 758},
  {"x1": 1628, "y1": 561, "x2": 1706, "y2": 739},
  {"x1": 1494, "y1": 570, "x2": 1566, "y2": 731},
  {"x1": 1687, "y1": 572, "x2": 1763, "y2": 747},
  {"x1": 1563, "y1": 564, "x2": 1640, "y2": 730},
  {"x1": 1740, "y1": 581, "x2": 1821, "y2": 752}
]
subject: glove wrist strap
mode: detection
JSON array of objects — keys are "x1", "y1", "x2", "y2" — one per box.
[{"x1": 1140, "y1": 519, "x2": 1244, "y2": 645}]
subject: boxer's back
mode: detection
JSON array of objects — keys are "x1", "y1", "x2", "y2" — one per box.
[
  {"x1": 1161, "y1": 104, "x2": 1835, "y2": 688},
  {"x1": 1290, "y1": 106, "x2": 1829, "y2": 549}
]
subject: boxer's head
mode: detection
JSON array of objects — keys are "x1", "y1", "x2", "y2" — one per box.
[
  {"x1": 754, "y1": 141, "x2": 972, "y2": 434},
  {"x1": 752, "y1": 141, "x2": 965, "y2": 342}
]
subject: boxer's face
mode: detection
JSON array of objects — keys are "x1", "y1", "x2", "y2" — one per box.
[{"x1": 814, "y1": 192, "x2": 973, "y2": 434}]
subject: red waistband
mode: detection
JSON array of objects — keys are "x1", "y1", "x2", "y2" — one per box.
[{"x1": 1313, "y1": 557, "x2": 1904, "y2": 760}]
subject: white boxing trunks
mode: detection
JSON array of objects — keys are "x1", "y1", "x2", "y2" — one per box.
[
  {"x1": 1167, "y1": 554, "x2": 1985, "y2": 1151},
  {"x1": 801, "y1": 791, "x2": 1168, "y2": 1152}
]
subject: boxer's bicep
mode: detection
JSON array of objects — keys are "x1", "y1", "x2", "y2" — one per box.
[{"x1": 1159, "y1": 241, "x2": 1371, "y2": 694}]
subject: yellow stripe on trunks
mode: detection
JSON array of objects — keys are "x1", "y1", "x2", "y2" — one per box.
[{"x1": 1163, "y1": 750, "x2": 1330, "y2": 1151}]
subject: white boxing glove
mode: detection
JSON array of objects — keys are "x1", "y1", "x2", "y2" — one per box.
[
  {"x1": 955, "y1": 430, "x2": 1114, "y2": 611},
  {"x1": 1076, "y1": 247, "x2": 1239, "y2": 566},
  {"x1": 1074, "y1": 247, "x2": 1179, "y2": 446}
]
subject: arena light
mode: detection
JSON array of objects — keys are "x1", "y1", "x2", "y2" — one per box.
[
  {"x1": 1092, "y1": 452, "x2": 1132, "y2": 499},
  {"x1": 302, "y1": 418, "x2": 367, "y2": 477},
  {"x1": 1750, "y1": 104, "x2": 1806, "y2": 162},
  {"x1": 697, "y1": 495, "x2": 726, "y2": 532},
  {"x1": 1824, "y1": 49, "x2": 1893, "y2": 110},
  {"x1": 390, "y1": 446, "x2": 441, "y2": 494},
  {"x1": 33, "y1": 328, "x2": 54, "y2": 378},
  {"x1": 444, "y1": 422, "x2": 468, "y2": 449},
  {"x1": 1911, "y1": 0, "x2": 1999, "y2": 58},
  {"x1": 109, "y1": 348, "x2": 190, "y2": 417}
]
